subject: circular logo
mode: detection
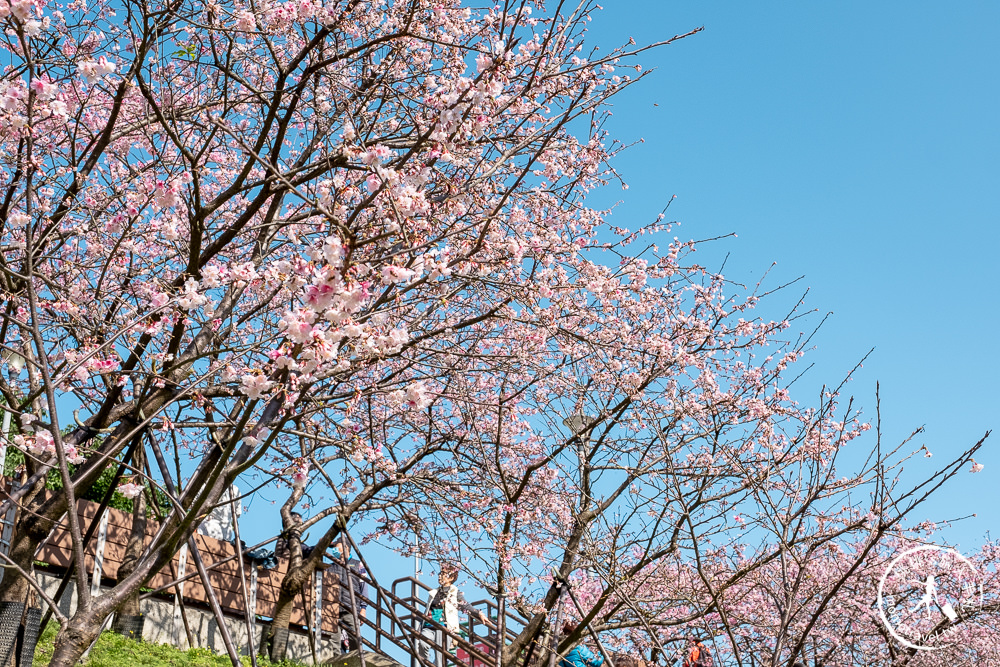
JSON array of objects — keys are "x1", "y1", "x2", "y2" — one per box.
[{"x1": 877, "y1": 545, "x2": 983, "y2": 651}]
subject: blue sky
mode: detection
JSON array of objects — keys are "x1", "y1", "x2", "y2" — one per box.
[{"x1": 580, "y1": 1, "x2": 999, "y2": 548}]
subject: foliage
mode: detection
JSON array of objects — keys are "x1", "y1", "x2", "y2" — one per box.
[{"x1": 2, "y1": 449, "x2": 169, "y2": 514}]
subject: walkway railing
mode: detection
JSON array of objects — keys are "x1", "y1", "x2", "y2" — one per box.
[{"x1": 339, "y1": 565, "x2": 530, "y2": 667}]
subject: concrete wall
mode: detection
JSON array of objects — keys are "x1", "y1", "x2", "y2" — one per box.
[{"x1": 35, "y1": 571, "x2": 341, "y2": 664}]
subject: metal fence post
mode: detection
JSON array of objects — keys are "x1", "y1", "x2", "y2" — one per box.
[
  {"x1": 314, "y1": 568, "x2": 323, "y2": 645},
  {"x1": 249, "y1": 567, "x2": 259, "y2": 641},
  {"x1": 173, "y1": 544, "x2": 189, "y2": 648},
  {"x1": 0, "y1": 482, "x2": 18, "y2": 585},
  {"x1": 89, "y1": 510, "x2": 110, "y2": 599}
]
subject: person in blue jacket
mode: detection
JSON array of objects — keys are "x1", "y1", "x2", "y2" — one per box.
[{"x1": 560, "y1": 623, "x2": 604, "y2": 667}]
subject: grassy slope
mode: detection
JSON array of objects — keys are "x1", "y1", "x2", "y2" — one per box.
[{"x1": 33, "y1": 624, "x2": 305, "y2": 667}]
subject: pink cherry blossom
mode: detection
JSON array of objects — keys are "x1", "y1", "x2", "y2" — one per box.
[
  {"x1": 150, "y1": 292, "x2": 170, "y2": 309},
  {"x1": 64, "y1": 444, "x2": 85, "y2": 465},
  {"x1": 26, "y1": 430, "x2": 56, "y2": 457},
  {"x1": 291, "y1": 460, "x2": 309, "y2": 488},
  {"x1": 29, "y1": 77, "x2": 57, "y2": 100},
  {"x1": 381, "y1": 265, "x2": 416, "y2": 285},
  {"x1": 9, "y1": 0, "x2": 31, "y2": 20},
  {"x1": 77, "y1": 56, "x2": 116, "y2": 83},
  {"x1": 240, "y1": 373, "x2": 275, "y2": 400},
  {"x1": 403, "y1": 381, "x2": 432, "y2": 410},
  {"x1": 235, "y1": 10, "x2": 255, "y2": 31},
  {"x1": 117, "y1": 482, "x2": 144, "y2": 499}
]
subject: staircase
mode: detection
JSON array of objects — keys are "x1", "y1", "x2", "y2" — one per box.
[{"x1": 340, "y1": 571, "x2": 529, "y2": 667}]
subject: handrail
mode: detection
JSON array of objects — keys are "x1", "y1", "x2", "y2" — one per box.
[
  {"x1": 332, "y1": 566, "x2": 501, "y2": 667},
  {"x1": 383, "y1": 576, "x2": 536, "y2": 667},
  {"x1": 389, "y1": 576, "x2": 494, "y2": 667},
  {"x1": 390, "y1": 577, "x2": 529, "y2": 640},
  {"x1": 468, "y1": 597, "x2": 527, "y2": 644},
  {"x1": 322, "y1": 571, "x2": 548, "y2": 667}
]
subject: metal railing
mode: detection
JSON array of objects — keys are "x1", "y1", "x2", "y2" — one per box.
[{"x1": 336, "y1": 567, "x2": 531, "y2": 667}]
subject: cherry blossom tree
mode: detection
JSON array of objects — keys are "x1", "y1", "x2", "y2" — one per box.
[
  {"x1": 377, "y1": 264, "x2": 994, "y2": 667},
  {"x1": 0, "y1": 0, "x2": 709, "y2": 663}
]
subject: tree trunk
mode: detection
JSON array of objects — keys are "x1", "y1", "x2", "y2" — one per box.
[
  {"x1": 0, "y1": 533, "x2": 36, "y2": 606},
  {"x1": 266, "y1": 587, "x2": 297, "y2": 661},
  {"x1": 112, "y1": 458, "x2": 147, "y2": 639},
  {"x1": 269, "y1": 498, "x2": 362, "y2": 661},
  {"x1": 267, "y1": 550, "x2": 311, "y2": 660},
  {"x1": 48, "y1": 615, "x2": 102, "y2": 667},
  {"x1": 266, "y1": 500, "x2": 308, "y2": 662}
]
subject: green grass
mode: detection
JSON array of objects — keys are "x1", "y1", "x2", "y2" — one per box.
[{"x1": 33, "y1": 624, "x2": 305, "y2": 667}]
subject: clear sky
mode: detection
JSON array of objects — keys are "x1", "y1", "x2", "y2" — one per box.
[{"x1": 580, "y1": 1, "x2": 999, "y2": 548}]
